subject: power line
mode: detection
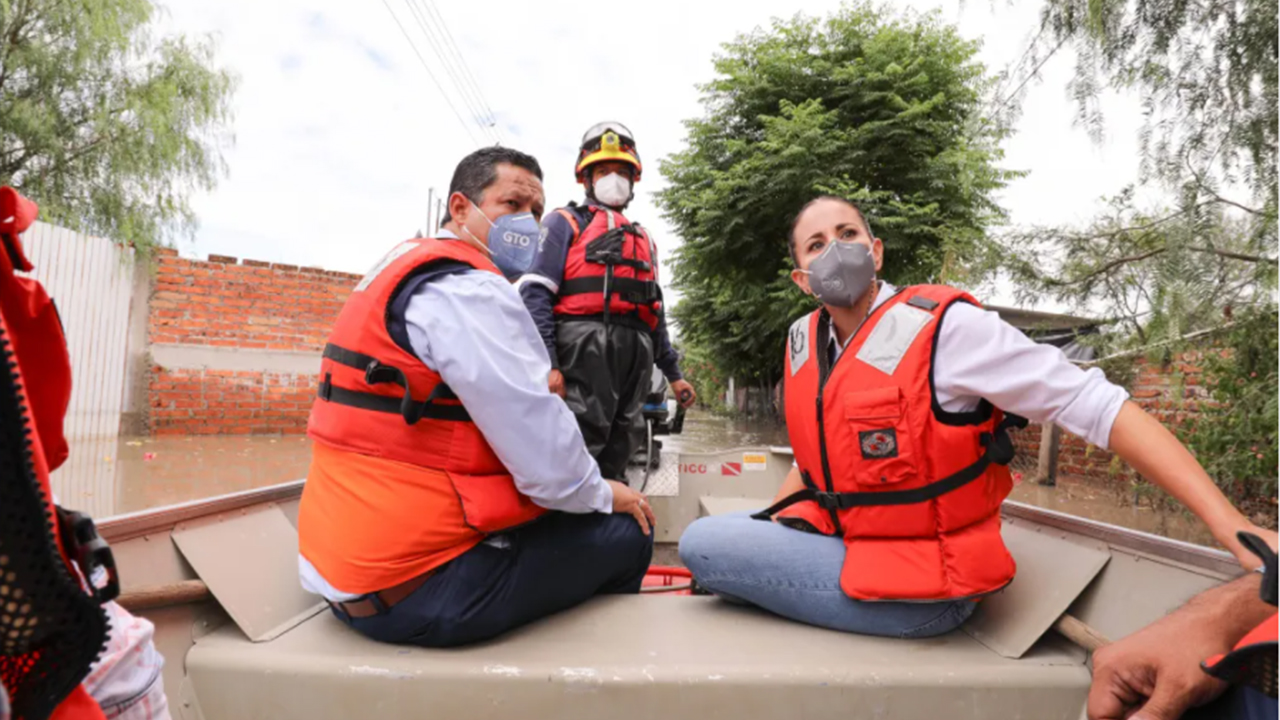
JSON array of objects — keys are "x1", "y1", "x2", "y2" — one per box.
[
  {"x1": 420, "y1": 0, "x2": 499, "y2": 119},
  {"x1": 400, "y1": 0, "x2": 500, "y2": 145},
  {"x1": 418, "y1": 0, "x2": 505, "y2": 144},
  {"x1": 378, "y1": 0, "x2": 481, "y2": 147},
  {"x1": 991, "y1": 36, "x2": 1068, "y2": 115},
  {"x1": 411, "y1": 0, "x2": 500, "y2": 142}
]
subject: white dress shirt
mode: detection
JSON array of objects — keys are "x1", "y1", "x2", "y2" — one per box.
[
  {"x1": 300, "y1": 235, "x2": 612, "y2": 601},
  {"x1": 829, "y1": 282, "x2": 1128, "y2": 449}
]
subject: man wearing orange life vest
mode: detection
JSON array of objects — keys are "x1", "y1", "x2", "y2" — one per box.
[
  {"x1": 515, "y1": 122, "x2": 695, "y2": 483},
  {"x1": 297, "y1": 147, "x2": 656, "y2": 648},
  {"x1": 1088, "y1": 531, "x2": 1276, "y2": 720},
  {"x1": 679, "y1": 196, "x2": 1276, "y2": 637}
]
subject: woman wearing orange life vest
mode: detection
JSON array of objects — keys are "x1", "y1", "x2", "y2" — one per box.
[{"x1": 679, "y1": 196, "x2": 1276, "y2": 637}]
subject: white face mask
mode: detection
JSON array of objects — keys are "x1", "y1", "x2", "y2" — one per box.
[{"x1": 593, "y1": 173, "x2": 632, "y2": 208}]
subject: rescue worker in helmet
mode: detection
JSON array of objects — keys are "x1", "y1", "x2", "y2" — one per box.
[
  {"x1": 297, "y1": 147, "x2": 655, "y2": 648},
  {"x1": 515, "y1": 122, "x2": 695, "y2": 482},
  {"x1": 679, "y1": 196, "x2": 1276, "y2": 638}
]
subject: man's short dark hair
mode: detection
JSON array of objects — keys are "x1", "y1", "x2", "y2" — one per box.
[
  {"x1": 787, "y1": 196, "x2": 874, "y2": 266},
  {"x1": 441, "y1": 146, "x2": 543, "y2": 223}
]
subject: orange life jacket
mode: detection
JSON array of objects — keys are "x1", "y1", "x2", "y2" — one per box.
[
  {"x1": 1202, "y1": 532, "x2": 1278, "y2": 698},
  {"x1": 0, "y1": 187, "x2": 110, "y2": 720},
  {"x1": 757, "y1": 285, "x2": 1024, "y2": 602},
  {"x1": 299, "y1": 237, "x2": 545, "y2": 594},
  {"x1": 551, "y1": 204, "x2": 662, "y2": 330},
  {"x1": 1202, "y1": 613, "x2": 1278, "y2": 698}
]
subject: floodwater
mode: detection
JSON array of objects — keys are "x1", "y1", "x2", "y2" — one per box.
[
  {"x1": 661, "y1": 410, "x2": 791, "y2": 455},
  {"x1": 1008, "y1": 477, "x2": 1222, "y2": 548},
  {"x1": 51, "y1": 409, "x2": 1267, "y2": 552},
  {"x1": 52, "y1": 434, "x2": 312, "y2": 518}
]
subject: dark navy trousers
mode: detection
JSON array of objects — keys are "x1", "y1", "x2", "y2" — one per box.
[{"x1": 331, "y1": 511, "x2": 653, "y2": 647}]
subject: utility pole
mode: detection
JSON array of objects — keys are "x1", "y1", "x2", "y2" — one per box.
[
  {"x1": 435, "y1": 198, "x2": 444, "y2": 234},
  {"x1": 427, "y1": 188, "x2": 434, "y2": 238}
]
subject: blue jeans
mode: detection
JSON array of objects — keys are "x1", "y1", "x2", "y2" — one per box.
[
  {"x1": 332, "y1": 512, "x2": 653, "y2": 647},
  {"x1": 679, "y1": 512, "x2": 976, "y2": 638}
]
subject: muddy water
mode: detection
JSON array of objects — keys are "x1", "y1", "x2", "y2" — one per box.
[
  {"x1": 52, "y1": 434, "x2": 312, "y2": 517},
  {"x1": 1008, "y1": 478, "x2": 1221, "y2": 547},
  {"x1": 51, "y1": 410, "x2": 1250, "y2": 552},
  {"x1": 661, "y1": 410, "x2": 790, "y2": 455}
]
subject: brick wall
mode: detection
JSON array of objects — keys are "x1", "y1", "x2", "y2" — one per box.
[
  {"x1": 144, "y1": 249, "x2": 1215, "y2": 455},
  {"x1": 147, "y1": 250, "x2": 360, "y2": 436},
  {"x1": 1011, "y1": 351, "x2": 1208, "y2": 485}
]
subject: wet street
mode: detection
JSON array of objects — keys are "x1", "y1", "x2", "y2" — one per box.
[{"x1": 52, "y1": 409, "x2": 1267, "y2": 552}]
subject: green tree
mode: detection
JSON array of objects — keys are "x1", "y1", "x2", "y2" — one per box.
[
  {"x1": 0, "y1": 0, "x2": 236, "y2": 254},
  {"x1": 1185, "y1": 309, "x2": 1278, "y2": 509},
  {"x1": 657, "y1": 2, "x2": 1017, "y2": 386},
  {"x1": 1005, "y1": 0, "x2": 1277, "y2": 514},
  {"x1": 1039, "y1": 0, "x2": 1275, "y2": 209},
  {"x1": 675, "y1": 341, "x2": 729, "y2": 413},
  {"x1": 1004, "y1": 194, "x2": 1276, "y2": 347},
  {"x1": 1003, "y1": 0, "x2": 1279, "y2": 348},
  {"x1": 1009, "y1": 0, "x2": 1279, "y2": 317}
]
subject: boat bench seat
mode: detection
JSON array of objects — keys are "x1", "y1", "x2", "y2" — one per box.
[{"x1": 185, "y1": 595, "x2": 1090, "y2": 720}]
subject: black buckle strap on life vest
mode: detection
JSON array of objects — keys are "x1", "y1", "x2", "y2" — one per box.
[
  {"x1": 584, "y1": 226, "x2": 650, "y2": 269},
  {"x1": 316, "y1": 381, "x2": 471, "y2": 423},
  {"x1": 559, "y1": 276, "x2": 660, "y2": 305},
  {"x1": 752, "y1": 414, "x2": 1028, "y2": 520},
  {"x1": 751, "y1": 470, "x2": 821, "y2": 522},
  {"x1": 318, "y1": 343, "x2": 468, "y2": 423},
  {"x1": 751, "y1": 487, "x2": 820, "y2": 521},
  {"x1": 56, "y1": 507, "x2": 119, "y2": 604},
  {"x1": 555, "y1": 312, "x2": 653, "y2": 334},
  {"x1": 323, "y1": 342, "x2": 459, "y2": 400}
]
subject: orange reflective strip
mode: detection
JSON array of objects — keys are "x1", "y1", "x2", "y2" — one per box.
[{"x1": 556, "y1": 209, "x2": 581, "y2": 244}]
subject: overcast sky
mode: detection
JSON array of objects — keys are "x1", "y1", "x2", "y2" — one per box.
[{"x1": 157, "y1": 0, "x2": 1149, "y2": 311}]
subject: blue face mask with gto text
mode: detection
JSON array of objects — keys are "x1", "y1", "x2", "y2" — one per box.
[{"x1": 465, "y1": 200, "x2": 540, "y2": 281}]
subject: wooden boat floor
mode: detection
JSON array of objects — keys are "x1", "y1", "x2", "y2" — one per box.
[{"x1": 185, "y1": 594, "x2": 1091, "y2": 720}]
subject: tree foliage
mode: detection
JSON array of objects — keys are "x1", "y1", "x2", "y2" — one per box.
[
  {"x1": 1009, "y1": 0, "x2": 1277, "y2": 512},
  {"x1": 1001, "y1": 0, "x2": 1277, "y2": 327},
  {"x1": 657, "y1": 2, "x2": 1017, "y2": 384},
  {"x1": 1012, "y1": 0, "x2": 1278, "y2": 308},
  {"x1": 1039, "y1": 0, "x2": 1275, "y2": 206},
  {"x1": 1004, "y1": 193, "x2": 1276, "y2": 346},
  {"x1": 1184, "y1": 309, "x2": 1278, "y2": 506},
  {"x1": 0, "y1": 0, "x2": 236, "y2": 254}
]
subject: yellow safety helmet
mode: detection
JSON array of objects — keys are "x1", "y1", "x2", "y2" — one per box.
[{"x1": 575, "y1": 121, "x2": 642, "y2": 184}]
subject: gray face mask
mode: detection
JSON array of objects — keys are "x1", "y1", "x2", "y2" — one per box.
[{"x1": 803, "y1": 240, "x2": 876, "y2": 308}]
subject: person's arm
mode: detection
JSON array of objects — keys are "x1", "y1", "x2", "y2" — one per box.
[
  {"x1": 1088, "y1": 573, "x2": 1272, "y2": 720},
  {"x1": 1108, "y1": 403, "x2": 1276, "y2": 567},
  {"x1": 936, "y1": 302, "x2": 1275, "y2": 568},
  {"x1": 651, "y1": 312, "x2": 697, "y2": 408},
  {"x1": 651, "y1": 310, "x2": 682, "y2": 382},
  {"x1": 405, "y1": 269, "x2": 610, "y2": 513},
  {"x1": 770, "y1": 464, "x2": 806, "y2": 506},
  {"x1": 515, "y1": 210, "x2": 574, "y2": 369}
]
